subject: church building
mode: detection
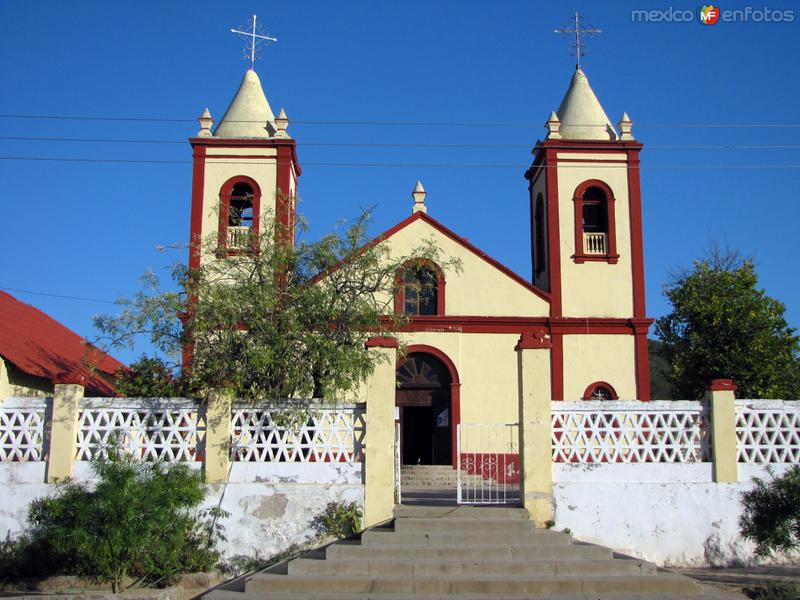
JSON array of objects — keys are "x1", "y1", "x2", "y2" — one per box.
[{"x1": 186, "y1": 64, "x2": 652, "y2": 469}]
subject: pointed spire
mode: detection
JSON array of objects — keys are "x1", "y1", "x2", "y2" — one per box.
[
  {"x1": 412, "y1": 180, "x2": 427, "y2": 214},
  {"x1": 618, "y1": 112, "x2": 634, "y2": 141},
  {"x1": 197, "y1": 107, "x2": 214, "y2": 137},
  {"x1": 274, "y1": 108, "x2": 290, "y2": 139},
  {"x1": 545, "y1": 111, "x2": 561, "y2": 140},
  {"x1": 554, "y1": 67, "x2": 618, "y2": 141},
  {"x1": 214, "y1": 69, "x2": 276, "y2": 139}
]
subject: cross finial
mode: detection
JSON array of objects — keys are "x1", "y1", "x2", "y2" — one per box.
[
  {"x1": 230, "y1": 14, "x2": 277, "y2": 70},
  {"x1": 554, "y1": 12, "x2": 602, "y2": 69}
]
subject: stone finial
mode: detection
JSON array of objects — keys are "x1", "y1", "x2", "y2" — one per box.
[
  {"x1": 274, "y1": 108, "x2": 291, "y2": 139},
  {"x1": 412, "y1": 180, "x2": 427, "y2": 214},
  {"x1": 197, "y1": 107, "x2": 214, "y2": 137},
  {"x1": 618, "y1": 112, "x2": 634, "y2": 141},
  {"x1": 545, "y1": 111, "x2": 561, "y2": 140}
]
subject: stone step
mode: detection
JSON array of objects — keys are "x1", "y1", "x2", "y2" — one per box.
[
  {"x1": 393, "y1": 505, "x2": 529, "y2": 519},
  {"x1": 242, "y1": 573, "x2": 702, "y2": 596},
  {"x1": 360, "y1": 528, "x2": 570, "y2": 547},
  {"x1": 324, "y1": 539, "x2": 614, "y2": 562},
  {"x1": 286, "y1": 557, "x2": 656, "y2": 578},
  {"x1": 392, "y1": 517, "x2": 537, "y2": 534}
]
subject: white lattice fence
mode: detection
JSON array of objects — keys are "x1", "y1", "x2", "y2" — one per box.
[
  {"x1": 552, "y1": 401, "x2": 710, "y2": 463},
  {"x1": 0, "y1": 397, "x2": 49, "y2": 462},
  {"x1": 76, "y1": 399, "x2": 204, "y2": 462},
  {"x1": 231, "y1": 403, "x2": 366, "y2": 463},
  {"x1": 736, "y1": 400, "x2": 800, "y2": 463}
]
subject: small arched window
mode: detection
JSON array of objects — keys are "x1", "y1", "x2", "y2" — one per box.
[
  {"x1": 582, "y1": 381, "x2": 619, "y2": 400},
  {"x1": 219, "y1": 176, "x2": 262, "y2": 254},
  {"x1": 573, "y1": 180, "x2": 619, "y2": 264},
  {"x1": 395, "y1": 261, "x2": 445, "y2": 316}
]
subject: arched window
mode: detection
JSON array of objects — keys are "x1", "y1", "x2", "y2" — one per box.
[
  {"x1": 534, "y1": 193, "x2": 547, "y2": 276},
  {"x1": 395, "y1": 261, "x2": 445, "y2": 316},
  {"x1": 582, "y1": 381, "x2": 619, "y2": 400},
  {"x1": 573, "y1": 180, "x2": 618, "y2": 264},
  {"x1": 219, "y1": 176, "x2": 261, "y2": 254}
]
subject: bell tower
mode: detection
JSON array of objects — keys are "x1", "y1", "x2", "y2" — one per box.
[
  {"x1": 525, "y1": 67, "x2": 652, "y2": 400},
  {"x1": 188, "y1": 68, "x2": 300, "y2": 271}
]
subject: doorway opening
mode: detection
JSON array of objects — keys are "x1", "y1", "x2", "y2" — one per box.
[{"x1": 396, "y1": 352, "x2": 452, "y2": 466}]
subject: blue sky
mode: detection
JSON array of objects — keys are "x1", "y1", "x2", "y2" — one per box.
[{"x1": 1, "y1": 1, "x2": 798, "y2": 365}]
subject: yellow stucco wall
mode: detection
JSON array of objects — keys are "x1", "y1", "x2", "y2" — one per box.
[
  {"x1": 556, "y1": 159, "x2": 633, "y2": 318},
  {"x1": 378, "y1": 217, "x2": 549, "y2": 317},
  {"x1": 0, "y1": 358, "x2": 51, "y2": 398},
  {"x1": 562, "y1": 334, "x2": 637, "y2": 400}
]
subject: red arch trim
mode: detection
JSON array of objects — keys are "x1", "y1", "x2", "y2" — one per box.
[
  {"x1": 582, "y1": 381, "x2": 620, "y2": 400},
  {"x1": 402, "y1": 344, "x2": 461, "y2": 468},
  {"x1": 218, "y1": 175, "x2": 263, "y2": 254},
  {"x1": 572, "y1": 179, "x2": 619, "y2": 264}
]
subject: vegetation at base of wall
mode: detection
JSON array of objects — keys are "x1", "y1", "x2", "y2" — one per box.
[
  {"x1": 15, "y1": 453, "x2": 221, "y2": 593},
  {"x1": 744, "y1": 580, "x2": 800, "y2": 600},
  {"x1": 311, "y1": 501, "x2": 363, "y2": 540},
  {"x1": 655, "y1": 244, "x2": 800, "y2": 400},
  {"x1": 740, "y1": 465, "x2": 800, "y2": 557},
  {"x1": 95, "y1": 208, "x2": 460, "y2": 400},
  {"x1": 648, "y1": 339, "x2": 674, "y2": 400}
]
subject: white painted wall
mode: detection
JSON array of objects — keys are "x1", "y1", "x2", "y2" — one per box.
[
  {"x1": 553, "y1": 463, "x2": 793, "y2": 567},
  {"x1": 0, "y1": 462, "x2": 364, "y2": 562}
]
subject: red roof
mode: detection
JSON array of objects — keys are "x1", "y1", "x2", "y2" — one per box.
[{"x1": 0, "y1": 291, "x2": 125, "y2": 396}]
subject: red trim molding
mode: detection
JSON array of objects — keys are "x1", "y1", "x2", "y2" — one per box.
[
  {"x1": 189, "y1": 145, "x2": 206, "y2": 271},
  {"x1": 551, "y1": 333, "x2": 564, "y2": 401},
  {"x1": 365, "y1": 336, "x2": 399, "y2": 349},
  {"x1": 544, "y1": 148, "x2": 562, "y2": 317},
  {"x1": 572, "y1": 179, "x2": 619, "y2": 264},
  {"x1": 708, "y1": 378, "x2": 738, "y2": 393},
  {"x1": 515, "y1": 329, "x2": 552, "y2": 350},
  {"x1": 217, "y1": 175, "x2": 262, "y2": 255},
  {"x1": 404, "y1": 344, "x2": 461, "y2": 469},
  {"x1": 582, "y1": 381, "x2": 619, "y2": 400}
]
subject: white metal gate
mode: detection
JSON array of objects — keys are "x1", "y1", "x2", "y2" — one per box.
[
  {"x1": 394, "y1": 420, "x2": 402, "y2": 504},
  {"x1": 457, "y1": 423, "x2": 520, "y2": 504}
]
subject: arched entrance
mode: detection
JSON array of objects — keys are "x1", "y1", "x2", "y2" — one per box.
[{"x1": 395, "y1": 347, "x2": 460, "y2": 466}]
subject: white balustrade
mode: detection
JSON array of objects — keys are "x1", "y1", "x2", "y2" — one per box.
[
  {"x1": 227, "y1": 226, "x2": 251, "y2": 249},
  {"x1": 736, "y1": 400, "x2": 800, "y2": 463},
  {"x1": 0, "y1": 397, "x2": 49, "y2": 462},
  {"x1": 76, "y1": 398, "x2": 204, "y2": 462},
  {"x1": 552, "y1": 401, "x2": 710, "y2": 463},
  {"x1": 583, "y1": 232, "x2": 607, "y2": 255},
  {"x1": 231, "y1": 402, "x2": 366, "y2": 463}
]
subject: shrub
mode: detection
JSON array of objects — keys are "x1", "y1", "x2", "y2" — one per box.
[
  {"x1": 740, "y1": 466, "x2": 800, "y2": 557},
  {"x1": 745, "y1": 580, "x2": 800, "y2": 600},
  {"x1": 312, "y1": 501, "x2": 362, "y2": 540},
  {"x1": 25, "y1": 454, "x2": 221, "y2": 592},
  {"x1": 114, "y1": 356, "x2": 185, "y2": 398}
]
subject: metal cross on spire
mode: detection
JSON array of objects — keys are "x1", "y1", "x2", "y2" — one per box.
[
  {"x1": 554, "y1": 12, "x2": 602, "y2": 69},
  {"x1": 230, "y1": 14, "x2": 277, "y2": 70}
]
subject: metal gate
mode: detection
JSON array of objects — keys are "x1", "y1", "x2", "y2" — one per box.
[{"x1": 456, "y1": 423, "x2": 520, "y2": 504}]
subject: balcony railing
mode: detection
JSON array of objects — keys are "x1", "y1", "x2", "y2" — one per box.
[
  {"x1": 227, "y1": 226, "x2": 252, "y2": 249},
  {"x1": 583, "y1": 232, "x2": 607, "y2": 255}
]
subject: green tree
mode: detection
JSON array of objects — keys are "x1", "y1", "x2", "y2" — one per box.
[
  {"x1": 26, "y1": 454, "x2": 219, "y2": 592},
  {"x1": 655, "y1": 249, "x2": 800, "y2": 400},
  {"x1": 740, "y1": 466, "x2": 800, "y2": 557},
  {"x1": 95, "y1": 209, "x2": 458, "y2": 400}
]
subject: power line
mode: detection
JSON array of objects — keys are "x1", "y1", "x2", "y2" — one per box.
[
  {"x1": 0, "y1": 286, "x2": 117, "y2": 305},
  {"x1": 2, "y1": 155, "x2": 800, "y2": 170},
  {"x1": 2, "y1": 113, "x2": 800, "y2": 129},
  {"x1": 3, "y1": 135, "x2": 800, "y2": 150}
]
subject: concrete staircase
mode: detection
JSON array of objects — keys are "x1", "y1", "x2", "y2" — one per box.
[
  {"x1": 206, "y1": 505, "x2": 739, "y2": 599},
  {"x1": 401, "y1": 465, "x2": 483, "y2": 487}
]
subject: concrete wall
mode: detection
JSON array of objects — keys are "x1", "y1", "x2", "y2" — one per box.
[
  {"x1": 0, "y1": 462, "x2": 364, "y2": 562},
  {"x1": 553, "y1": 463, "x2": 793, "y2": 567}
]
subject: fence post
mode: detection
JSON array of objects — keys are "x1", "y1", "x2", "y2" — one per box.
[
  {"x1": 204, "y1": 390, "x2": 232, "y2": 484},
  {"x1": 46, "y1": 381, "x2": 84, "y2": 482},
  {"x1": 515, "y1": 330, "x2": 554, "y2": 526},
  {"x1": 707, "y1": 378, "x2": 738, "y2": 483},
  {"x1": 363, "y1": 336, "x2": 398, "y2": 528}
]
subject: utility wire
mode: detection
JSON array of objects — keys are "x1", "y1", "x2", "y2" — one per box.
[
  {"x1": 0, "y1": 286, "x2": 117, "y2": 305},
  {"x1": 3, "y1": 135, "x2": 800, "y2": 150},
  {"x1": 2, "y1": 156, "x2": 800, "y2": 170},
  {"x1": 2, "y1": 113, "x2": 800, "y2": 129}
]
